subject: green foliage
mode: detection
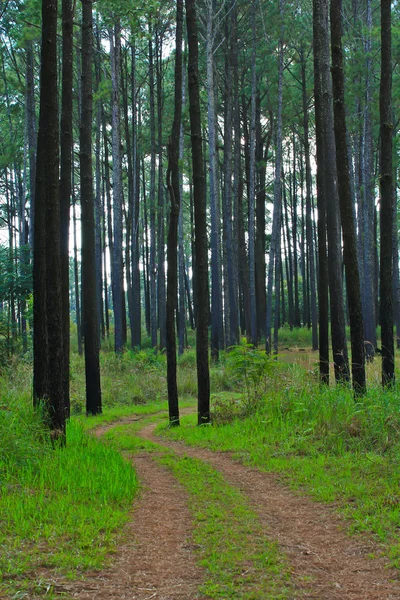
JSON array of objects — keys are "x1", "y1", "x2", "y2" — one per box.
[
  {"x1": 0, "y1": 379, "x2": 138, "y2": 596},
  {"x1": 0, "y1": 244, "x2": 32, "y2": 305},
  {"x1": 225, "y1": 344, "x2": 277, "y2": 414}
]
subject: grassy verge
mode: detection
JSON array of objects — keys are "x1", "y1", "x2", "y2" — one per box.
[
  {"x1": 104, "y1": 421, "x2": 292, "y2": 599},
  {"x1": 0, "y1": 384, "x2": 138, "y2": 598},
  {"x1": 159, "y1": 362, "x2": 400, "y2": 568}
]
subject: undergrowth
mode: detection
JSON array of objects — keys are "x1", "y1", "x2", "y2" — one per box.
[{"x1": 0, "y1": 378, "x2": 138, "y2": 597}]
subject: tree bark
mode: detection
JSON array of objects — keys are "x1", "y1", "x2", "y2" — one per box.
[
  {"x1": 266, "y1": 0, "x2": 284, "y2": 354},
  {"x1": 314, "y1": 0, "x2": 349, "y2": 383},
  {"x1": 166, "y1": 0, "x2": 183, "y2": 426},
  {"x1": 379, "y1": 0, "x2": 395, "y2": 386},
  {"x1": 185, "y1": 0, "x2": 210, "y2": 424},
  {"x1": 248, "y1": 0, "x2": 258, "y2": 346},
  {"x1": 33, "y1": 0, "x2": 65, "y2": 439},
  {"x1": 110, "y1": 23, "x2": 124, "y2": 354},
  {"x1": 330, "y1": 0, "x2": 366, "y2": 394},
  {"x1": 80, "y1": 0, "x2": 102, "y2": 414},
  {"x1": 59, "y1": 0, "x2": 74, "y2": 416}
]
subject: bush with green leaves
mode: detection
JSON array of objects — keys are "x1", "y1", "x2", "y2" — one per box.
[{"x1": 225, "y1": 344, "x2": 278, "y2": 414}]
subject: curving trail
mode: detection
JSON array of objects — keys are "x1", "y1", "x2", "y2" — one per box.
[
  {"x1": 138, "y1": 420, "x2": 400, "y2": 600},
  {"x1": 42, "y1": 414, "x2": 400, "y2": 600},
  {"x1": 49, "y1": 424, "x2": 207, "y2": 600}
]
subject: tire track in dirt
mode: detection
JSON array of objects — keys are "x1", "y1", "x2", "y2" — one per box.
[
  {"x1": 138, "y1": 421, "x2": 400, "y2": 600},
  {"x1": 46, "y1": 425, "x2": 208, "y2": 600}
]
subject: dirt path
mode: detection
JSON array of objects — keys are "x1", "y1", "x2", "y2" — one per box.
[
  {"x1": 137, "y1": 421, "x2": 400, "y2": 600},
  {"x1": 51, "y1": 426, "x2": 207, "y2": 600}
]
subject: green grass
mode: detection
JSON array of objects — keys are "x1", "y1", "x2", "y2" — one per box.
[
  {"x1": 3, "y1": 333, "x2": 400, "y2": 597},
  {"x1": 103, "y1": 420, "x2": 292, "y2": 599},
  {"x1": 0, "y1": 387, "x2": 138, "y2": 597},
  {"x1": 160, "y1": 362, "x2": 400, "y2": 568}
]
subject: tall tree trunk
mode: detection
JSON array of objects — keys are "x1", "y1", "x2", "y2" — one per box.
[
  {"x1": 361, "y1": 0, "x2": 376, "y2": 360},
  {"x1": 185, "y1": 0, "x2": 210, "y2": 424},
  {"x1": 379, "y1": 0, "x2": 395, "y2": 386},
  {"x1": 95, "y1": 70, "x2": 103, "y2": 340},
  {"x1": 231, "y1": 5, "x2": 241, "y2": 344},
  {"x1": 131, "y1": 45, "x2": 141, "y2": 349},
  {"x1": 60, "y1": 0, "x2": 73, "y2": 417},
  {"x1": 266, "y1": 0, "x2": 284, "y2": 354},
  {"x1": 166, "y1": 0, "x2": 183, "y2": 426},
  {"x1": 80, "y1": 0, "x2": 102, "y2": 414},
  {"x1": 206, "y1": 0, "x2": 223, "y2": 360},
  {"x1": 33, "y1": 0, "x2": 65, "y2": 439},
  {"x1": 283, "y1": 173, "x2": 294, "y2": 328},
  {"x1": 300, "y1": 45, "x2": 318, "y2": 350},
  {"x1": 121, "y1": 48, "x2": 134, "y2": 349},
  {"x1": 330, "y1": 0, "x2": 366, "y2": 394},
  {"x1": 314, "y1": 0, "x2": 349, "y2": 383},
  {"x1": 292, "y1": 137, "x2": 301, "y2": 327},
  {"x1": 313, "y1": 0, "x2": 330, "y2": 383},
  {"x1": 110, "y1": 23, "x2": 124, "y2": 353},
  {"x1": 392, "y1": 185, "x2": 400, "y2": 349},
  {"x1": 248, "y1": 0, "x2": 258, "y2": 347},
  {"x1": 26, "y1": 39, "x2": 36, "y2": 250},
  {"x1": 149, "y1": 30, "x2": 158, "y2": 349},
  {"x1": 255, "y1": 103, "x2": 269, "y2": 340},
  {"x1": 222, "y1": 2, "x2": 237, "y2": 347},
  {"x1": 178, "y1": 55, "x2": 187, "y2": 356},
  {"x1": 72, "y1": 187, "x2": 82, "y2": 354},
  {"x1": 156, "y1": 33, "x2": 166, "y2": 352}
]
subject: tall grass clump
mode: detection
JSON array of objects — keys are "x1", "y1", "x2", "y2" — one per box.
[{"x1": 1, "y1": 378, "x2": 138, "y2": 593}]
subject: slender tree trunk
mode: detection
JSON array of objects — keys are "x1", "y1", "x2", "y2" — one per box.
[
  {"x1": 186, "y1": 0, "x2": 210, "y2": 424},
  {"x1": 248, "y1": 0, "x2": 258, "y2": 346},
  {"x1": 292, "y1": 138, "x2": 301, "y2": 327},
  {"x1": 80, "y1": 0, "x2": 102, "y2": 414},
  {"x1": 156, "y1": 34, "x2": 166, "y2": 352},
  {"x1": 60, "y1": 0, "x2": 73, "y2": 417},
  {"x1": 283, "y1": 174, "x2": 294, "y2": 328},
  {"x1": 392, "y1": 185, "x2": 400, "y2": 349},
  {"x1": 206, "y1": 1, "x2": 222, "y2": 360},
  {"x1": 300, "y1": 46, "x2": 318, "y2": 350},
  {"x1": 266, "y1": 0, "x2": 284, "y2": 354},
  {"x1": 110, "y1": 23, "x2": 124, "y2": 354},
  {"x1": 94, "y1": 19, "x2": 104, "y2": 341},
  {"x1": 131, "y1": 45, "x2": 141, "y2": 349},
  {"x1": 26, "y1": 40, "x2": 36, "y2": 250},
  {"x1": 148, "y1": 30, "x2": 158, "y2": 349},
  {"x1": 314, "y1": 0, "x2": 349, "y2": 383},
  {"x1": 222, "y1": 2, "x2": 237, "y2": 347},
  {"x1": 166, "y1": 0, "x2": 183, "y2": 426},
  {"x1": 72, "y1": 188, "x2": 82, "y2": 354},
  {"x1": 231, "y1": 6, "x2": 241, "y2": 344},
  {"x1": 361, "y1": 0, "x2": 376, "y2": 360},
  {"x1": 178, "y1": 55, "x2": 187, "y2": 356},
  {"x1": 313, "y1": 0, "x2": 330, "y2": 383},
  {"x1": 379, "y1": 0, "x2": 395, "y2": 386},
  {"x1": 330, "y1": 0, "x2": 366, "y2": 394}
]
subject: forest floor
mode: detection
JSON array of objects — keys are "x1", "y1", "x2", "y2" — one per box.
[{"x1": 41, "y1": 410, "x2": 400, "y2": 600}]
